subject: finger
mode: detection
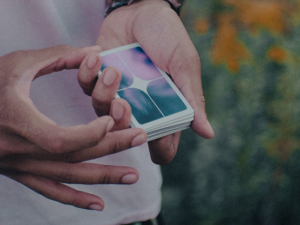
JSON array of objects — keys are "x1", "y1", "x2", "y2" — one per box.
[
  {"x1": 109, "y1": 98, "x2": 132, "y2": 131},
  {"x1": 63, "y1": 128, "x2": 147, "y2": 163},
  {"x1": 69, "y1": 128, "x2": 147, "y2": 162},
  {"x1": 4, "y1": 172, "x2": 105, "y2": 211},
  {"x1": 92, "y1": 67, "x2": 122, "y2": 116},
  {"x1": 3, "y1": 126, "x2": 147, "y2": 163},
  {"x1": 148, "y1": 132, "x2": 181, "y2": 165},
  {"x1": 9, "y1": 99, "x2": 115, "y2": 153},
  {"x1": 77, "y1": 52, "x2": 103, "y2": 96},
  {"x1": 1, "y1": 159, "x2": 139, "y2": 185},
  {"x1": 30, "y1": 127, "x2": 147, "y2": 163}
]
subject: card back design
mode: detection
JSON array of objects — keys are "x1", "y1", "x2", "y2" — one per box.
[{"x1": 98, "y1": 43, "x2": 194, "y2": 140}]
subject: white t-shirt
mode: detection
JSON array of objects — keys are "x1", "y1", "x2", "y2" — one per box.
[{"x1": 0, "y1": 1, "x2": 162, "y2": 225}]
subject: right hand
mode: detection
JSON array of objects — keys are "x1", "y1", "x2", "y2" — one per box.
[
  {"x1": 0, "y1": 45, "x2": 147, "y2": 211},
  {"x1": 96, "y1": 0, "x2": 214, "y2": 165}
]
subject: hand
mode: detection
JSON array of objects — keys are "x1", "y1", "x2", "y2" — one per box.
[
  {"x1": 94, "y1": 0, "x2": 214, "y2": 165},
  {"x1": 0, "y1": 45, "x2": 147, "y2": 211}
]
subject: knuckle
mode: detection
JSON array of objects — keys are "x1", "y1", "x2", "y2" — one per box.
[
  {"x1": 98, "y1": 166, "x2": 111, "y2": 184},
  {"x1": 45, "y1": 136, "x2": 65, "y2": 153},
  {"x1": 92, "y1": 90, "x2": 109, "y2": 103},
  {"x1": 70, "y1": 190, "x2": 83, "y2": 207},
  {"x1": 199, "y1": 94, "x2": 206, "y2": 104},
  {"x1": 108, "y1": 139, "x2": 124, "y2": 154},
  {"x1": 48, "y1": 45, "x2": 75, "y2": 72},
  {"x1": 191, "y1": 94, "x2": 205, "y2": 109},
  {"x1": 110, "y1": 141, "x2": 118, "y2": 154},
  {"x1": 52, "y1": 58, "x2": 68, "y2": 72},
  {"x1": 58, "y1": 171, "x2": 74, "y2": 183},
  {"x1": 87, "y1": 128, "x2": 101, "y2": 146},
  {"x1": 35, "y1": 180, "x2": 60, "y2": 200}
]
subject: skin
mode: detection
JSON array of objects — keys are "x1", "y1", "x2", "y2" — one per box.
[
  {"x1": 82, "y1": 0, "x2": 215, "y2": 166},
  {"x1": 0, "y1": 45, "x2": 147, "y2": 211},
  {"x1": 0, "y1": 0, "x2": 214, "y2": 212}
]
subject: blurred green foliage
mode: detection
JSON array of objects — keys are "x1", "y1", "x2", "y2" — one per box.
[{"x1": 161, "y1": 0, "x2": 300, "y2": 224}]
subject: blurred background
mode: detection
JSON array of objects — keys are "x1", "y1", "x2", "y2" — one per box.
[{"x1": 160, "y1": 0, "x2": 300, "y2": 224}]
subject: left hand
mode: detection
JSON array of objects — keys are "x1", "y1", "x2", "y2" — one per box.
[
  {"x1": 94, "y1": 0, "x2": 214, "y2": 165},
  {"x1": 0, "y1": 45, "x2": 147, "y2": 210}
]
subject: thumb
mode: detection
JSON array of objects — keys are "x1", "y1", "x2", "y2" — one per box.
[
  {"x1": 170, "y1": 52, "x2": 214, "y2": 139},
  {"x1": 3, "y1": 45, "x2": 101, "y2": 96},
  {"x1": 35, "y1": 45, "x2": 102, "y2": 78},
  {"x1": 140, "y1": 38, "x2": 214, "y2": 139},
  {"x1": 10, "y1": 45, "x2": 102, "y2": 82}
]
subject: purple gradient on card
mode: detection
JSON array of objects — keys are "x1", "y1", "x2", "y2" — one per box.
[
  {"x1": 118, "y1": 47, "x2": 162, "y2": 81},
  {"x1": 101, "y1": 54, "x2": 133, "y2": 89}
]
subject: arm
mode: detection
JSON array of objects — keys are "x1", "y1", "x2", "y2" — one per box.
[{"x1": 78, "y1": 0, "x2": 214, "y2": 165}]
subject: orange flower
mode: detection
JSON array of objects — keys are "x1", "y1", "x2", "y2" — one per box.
[
  {"x1": 211, "y1": 14, "x2": 249, "y2": 73},
  {"x1": 194, "y1": 19, "x2": 209, "y2": 34},
  {"x1": 210, "y1": 0, "x2": 290, "y2": 73},
  {"x1": 224, "y1": 0, "x2": 286, "y2": 33},
  {"x1": 268, "y1": 47, "x2": 287, "y2": 63}
]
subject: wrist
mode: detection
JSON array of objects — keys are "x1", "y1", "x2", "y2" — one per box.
[{"x1": 105, "y1": 0, "x2": 182, "y2": 17}]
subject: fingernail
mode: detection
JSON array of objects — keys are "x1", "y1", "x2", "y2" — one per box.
[
  {"x1": 106, "y1": 119, "x2": 115, "y2": 132},
  {"x1": 87, "y1": 54, "x2": 98, "y2": 68},
  {"x1": 103, "y1": 69, "x2": 117, "y2": 86},
  {"x1": 131, "y1": 134, "x2": 147, "y2": 147},
  {"x1": 89, "y1": 204, "x2": 103, "y2": 211},
  {"x1": 112, "y1": 102, "x2": 125, "y2": 120},
  {"x1": 122, "y1": 174, "x2": 138, "y2": 184}
]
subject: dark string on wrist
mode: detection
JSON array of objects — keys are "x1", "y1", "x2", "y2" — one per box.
[
  {"x1": 105, "y1": 0, "x2": 181, "y2": 17},
  {"x1": 163, "y1": 0, "x2": 181, "y2": 16}
]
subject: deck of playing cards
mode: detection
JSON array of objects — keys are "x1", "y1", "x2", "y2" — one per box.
[{"x1": 98, "y1": 43, "x2": 194, "y2": 142}]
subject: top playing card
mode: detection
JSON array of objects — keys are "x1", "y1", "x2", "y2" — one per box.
[{"x1": 98, "y1": 43, "x2": 194, "y2": 131}]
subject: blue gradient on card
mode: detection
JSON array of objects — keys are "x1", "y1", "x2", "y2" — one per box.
[
  {"x1": 147, "y1": 78, "x2": 187, "y2": 116},
  {"x1": 118, "y1": 88, "x2": 163, "y2": 124}
]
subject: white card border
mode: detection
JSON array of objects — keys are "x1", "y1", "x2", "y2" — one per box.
[{"x1": 98, "y1": 43, "x2": 194, "y2": 131}]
